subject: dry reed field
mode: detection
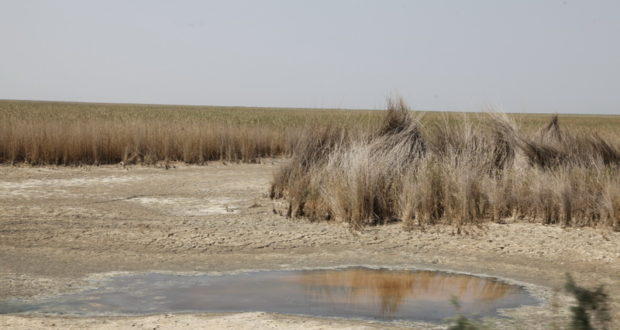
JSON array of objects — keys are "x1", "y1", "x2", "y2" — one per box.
[
  {"x1": 0, "y1": 100, "x2": 378, "y2": 165},
  {"x1": 2, "y1": 100, "x2": 618, "y2": 166},
  {"x1": 271, "y1": 99, "x2": 620, "y2": 231}
]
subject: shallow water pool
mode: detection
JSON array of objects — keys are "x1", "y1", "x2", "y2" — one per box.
[{"x1": 0, "y1": 267, "x2": 539, "y2": 323}]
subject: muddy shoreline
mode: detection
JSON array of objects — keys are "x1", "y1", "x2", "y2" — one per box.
[{"x1": 1, "y1": 163, "x2": 618, "y2": 329}]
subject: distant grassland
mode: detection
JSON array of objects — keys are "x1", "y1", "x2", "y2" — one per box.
[
  {"x1": 1, "y1": 100, "x2": 619, "y2": 165},
  {"x1": 0, "y1": 100, "x2": 380, "y2": 127}
]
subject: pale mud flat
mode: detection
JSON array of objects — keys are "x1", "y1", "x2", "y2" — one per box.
[{"x1": 0, "y1": 162, "x2": 618, "y2": 329}]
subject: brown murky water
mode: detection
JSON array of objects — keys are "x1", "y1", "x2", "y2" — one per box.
[{"x1": 0, "y1": 267, "x2": 538, "y2": 322}]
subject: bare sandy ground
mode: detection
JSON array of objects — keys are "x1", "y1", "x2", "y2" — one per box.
[{"x1": 0, "y1": 162, "x2": 618, "y2": 329}]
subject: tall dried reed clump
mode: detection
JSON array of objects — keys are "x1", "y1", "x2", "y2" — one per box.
[{"x1": 271, "y1": 99, "x2": 620, "y2": 230}]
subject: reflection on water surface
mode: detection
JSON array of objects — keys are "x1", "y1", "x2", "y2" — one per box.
[
  {"x1": 286, "y1": 269, "x2": 520, "y2": 316},
  {"x1": 0, "y1": 267, "x2": 538, "y2": 322}
]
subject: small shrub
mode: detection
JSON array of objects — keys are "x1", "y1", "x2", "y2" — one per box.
[
  {"x1": 446, "y1": 296, "x2": 485, "y2": 330},
  {"x1": 564, "y1": 274, "x2": 612, "y2": 330}
]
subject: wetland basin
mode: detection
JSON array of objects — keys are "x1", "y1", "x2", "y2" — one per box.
[{"x1": 0, "y1": 267, "x2": 539, "y2": 323}]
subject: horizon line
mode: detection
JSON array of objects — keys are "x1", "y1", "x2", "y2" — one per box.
[{"x1": 1, "y1": 98, "x2": 618, "y2": 117}]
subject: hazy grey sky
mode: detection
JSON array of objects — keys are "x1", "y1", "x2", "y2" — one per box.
[{"x1": 1, "y1": 1, "x2": 619, "y2": 114}]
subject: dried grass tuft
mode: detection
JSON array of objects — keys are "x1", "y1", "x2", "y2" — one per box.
[{"x1": 271, "y1": 99, "x2": 620, "y2": 231}]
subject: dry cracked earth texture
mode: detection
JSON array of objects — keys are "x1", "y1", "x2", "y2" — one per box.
[{"x1": 0, "y1": 161, "x2": 618, "y2": 329}]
